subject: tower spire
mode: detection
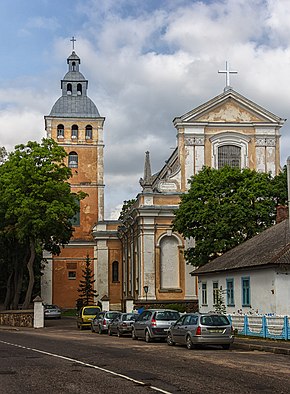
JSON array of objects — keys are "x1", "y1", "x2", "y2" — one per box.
[
  {"x1": 70, "y1": 36, "x2": 76, "y2": 51},
  {"x1": 139, "y1": 151, "x2": 153, "y2": 192}
]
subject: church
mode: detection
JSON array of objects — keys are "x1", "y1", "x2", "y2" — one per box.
[{"x1": 41, "y1": 51, "x2": 284, "y2": 311}]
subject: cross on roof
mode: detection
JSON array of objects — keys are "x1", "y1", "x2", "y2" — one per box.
[
  {"x1": 218, "y1": 61, "x2": 237, "y2": 90},
  {"x1": 70, "y1": 36, "x2": 76, "y2": 51}
]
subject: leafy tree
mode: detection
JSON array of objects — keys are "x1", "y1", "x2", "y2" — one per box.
[
  {"x1": 77, "y1": 255, "x2": 98, "y2": 307},
  {"x1": 214, "y1": 289, "x2": 226, "y2": 315},
  {"x1": 118, "y1": 199, "x2": 136, "y2": 221},
  {"x1": 173, "y1": 166, "x2": 287, "y2": 267},
  {"x1": 0, "y1": 139, "x2": 86, "y2": 309},
  {"x1": 0, "y1": 146, "x2": 7, "y2": 164}
]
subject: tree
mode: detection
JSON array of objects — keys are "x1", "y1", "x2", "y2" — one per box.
[
  {"x1": 0, "y1": 139, "x2": 86, "y2": 309},
  {"x1": 173, "y1": 166, "x2": 287, "y2": 267},
  {"x1": 214, "y1": 289, "x2": 226, "y2": 315},
  {"x1": 0, "y1": 146, "x2": 7, "y2": 164},
  {"x1": 77, "y1": 255, "x2": 98, "y2": 308},
  {"x1": 118, "y1": 199, "x2": 136, "y2": 221}
]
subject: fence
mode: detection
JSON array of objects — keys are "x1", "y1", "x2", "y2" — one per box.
[{"x1": 229, "y1": 315, "x2": 289, "y2": 340}]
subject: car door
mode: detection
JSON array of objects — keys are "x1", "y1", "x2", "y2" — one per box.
[
  {"x1": 179, "y1": 315, "x2": 196, "y2": 344},
  {"x1": 135, "y1": 311, "x2": 151, "y2": 337},
  {"x1": 170, "y1": 315, "x2": 187, "y2": 343}
]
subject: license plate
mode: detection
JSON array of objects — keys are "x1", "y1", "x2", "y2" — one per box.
[{"x1": 208, "y1": 329, "x2": 223, "y2": 333}]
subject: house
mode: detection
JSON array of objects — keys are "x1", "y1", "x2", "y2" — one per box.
[{"x1": 192, "y1": 215, "x2": 290, "y2": 316}]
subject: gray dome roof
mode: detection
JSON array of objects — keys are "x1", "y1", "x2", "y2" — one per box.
[
  {"x1": 63, "y1": 71, "x2": 86, "y2": 81},
  {"x1": 50, "y1": 96, "x2": 100, "y2": 117}
]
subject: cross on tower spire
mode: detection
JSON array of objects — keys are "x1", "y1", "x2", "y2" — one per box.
[
  {"x1": 70, "y1": 36, "x2": 76, "y2": 51},
  {"x1": 218, "y1": 61, "x2": 237, "y2": 91}
]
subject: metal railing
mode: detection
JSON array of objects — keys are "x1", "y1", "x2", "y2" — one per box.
[{"x1": 229, "y1": 315, "x2": 289, "y2": 340}]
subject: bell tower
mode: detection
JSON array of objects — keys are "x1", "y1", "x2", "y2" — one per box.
[{"x1": 43, "y1": 47, "x2": 105, "y2": 308}]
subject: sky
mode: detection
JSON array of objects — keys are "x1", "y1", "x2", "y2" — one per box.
[{"x1": 1, "y1": 0, "x2": 290, "y2": 219}]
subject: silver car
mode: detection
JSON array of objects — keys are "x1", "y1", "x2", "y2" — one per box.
[
  {"x1": 108, "y1": 313, "x2": 138, "y2": 337},
  {"x1": 167, "y1": 313, "x2": 234, "y2": 350},
  {"x1": 91, "y1": 311, "x2": 121, "y2": 334},
  {"x1": 43, "y1": 304, "x2": 61, "y2": 319},
  {"x1": 132, "y1": 309, "x2": 180, "y2": 342}
]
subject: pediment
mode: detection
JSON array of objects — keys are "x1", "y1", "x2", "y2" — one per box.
[
  {"x1": 175, "y1": 89, "x2": 284, "y2": 125},
  {"x1": 195, "y1": 100, "x2": 263, "y2": 123}
]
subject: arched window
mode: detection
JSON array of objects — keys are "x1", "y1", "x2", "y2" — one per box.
[
  {"x1": 160, "y1": 236, "x2": 179, "y2": 289},
  {"x1": 68, "y1": 152, "x2": 78, "y2": 168},
  {"x1": 72, "y1": 61, "x2": 76, "y2": 71},
  {"x1": 112, "y1": 261, "x2": 119, "y2": 282},
  {"x1": 70, "y1": 199, "x2": 80, "y2": 226},
  {"x1": 85, "y1": 125, "x2": 92, "y2": 140},
  {"x1": 57, "y1": 124, "x2": 64, "y2": 138},
  {"x1": 77, "y1": 83, "x2": 82, "y2": 95},
  {"x1": 67, "y1": 83, "x2": 72, "y2": 95},
  {"x1": 71, "y1": 125, "x2": 78, "y2": 139},
  {"x1": 218, "y1": 145, "x2": 241, "y2": 169}
]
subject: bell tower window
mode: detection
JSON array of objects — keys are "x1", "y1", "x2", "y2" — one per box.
[
  {"x1": 72, "y1": 61, "x2": 76, "y2": 71},
  {"x1": 68, "y1": 152, "x2": 78, "y2": 168},
  {"x1": 85, "y1": 125, "x2": 92, "y2": 140},
  {"x1": 67, "y1": 83, "x2": 72, "y2": 95},
  {"x1": 57, "y1": 124, "x2": 64, "y2": 138},
  {"x1": 77, "y1": 84, "x2": 82, "y2": 95},
  {"x1": 71, "y1": 125, "x2": 78, "y2": 139}
]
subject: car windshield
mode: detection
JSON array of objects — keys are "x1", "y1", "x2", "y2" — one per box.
[
  {"x1": 83, "y1": 307, "x2": 100, "y2": 315},
  {"x1": 106, "y1": 312, "x2": 120, "y2": 319},
  {"x1": 200, "y1": 315, "x2": 230, "y2": 326},
  {"x1": 122, "y1": 314, "x2": 136, "y2": 321},
  {"x1": 155, "y1": 311, "x2": 180, "y2": 321}
]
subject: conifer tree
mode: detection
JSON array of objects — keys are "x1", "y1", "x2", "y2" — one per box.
[{"x1": 77, "y1": 255, "x2": 98, "y2": 308}]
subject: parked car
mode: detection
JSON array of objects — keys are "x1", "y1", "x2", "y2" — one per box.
[
  {"x1": 132, "y1": 309, "x2": 180, "y2": 342},
  {"x1": 77, "y1": 305, "x2": 101, "y2": 330},
  {"x1": 43, "y1": 304, "x2": 61, "y2": 319},
  {"x1": 166, "y1": 312, "x2": 234, "y2": 350},
  {"x1": 91, "y1": 311, "x2": 121, "y2": 334},
  {"x1": 108, "y1": 313, "x2": 138, "y2": 337}
]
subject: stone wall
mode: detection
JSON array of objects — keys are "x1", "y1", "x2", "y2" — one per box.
[{"x1": 0, "y1": 310, "x2": 33, "y2": 327}]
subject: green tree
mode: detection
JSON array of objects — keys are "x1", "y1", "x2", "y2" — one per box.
[
  {"x1": 77, "y1": 255, "x2": 98, "y2": 307},
  {"x1": 0, "y1": 146, "x2": 7, "y2": 164},
  {"x1": 0, "y1": 139, "x2": 86, "y2": 309},
  {"x1": 118, "y1": 199, "x2": 136, "y2": 221},
  {"x1": 173, "y1": 166, "x2": 286, "y2": 267}
]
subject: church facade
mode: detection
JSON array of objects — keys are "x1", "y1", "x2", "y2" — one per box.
[{"x1": 41, "y1": 51, "x2": 285, "y2": 311}]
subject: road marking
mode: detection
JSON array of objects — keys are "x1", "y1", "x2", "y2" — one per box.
[{"x1": 0, "y1": 340, "x2": 171, "y2": 394}]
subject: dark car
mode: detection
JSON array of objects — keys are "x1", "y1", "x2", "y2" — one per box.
[
  {"x1": 166, "y1": 312, "x2": 234, "y2": 350},
  {"x1": 43, "y1": 304, "x2": 61, "y2": 319},
  {"x1": 91, "y1": 311, "x2": 121, "y2": 334},
  {"x1": 108, "y1": 313, "x2": 138, "y2": 337},
  {"x1": 132, "y1": 309, "x2": 180, "y2": 342}
]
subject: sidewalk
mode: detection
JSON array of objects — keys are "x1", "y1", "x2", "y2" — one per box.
[{"x1": 233, "y1": 336, "x2": 290, "y2": 355}]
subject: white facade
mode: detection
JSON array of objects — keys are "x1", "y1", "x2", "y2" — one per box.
[{"x1": 197, "y1": 266, "x2": 290, "y2": 316}]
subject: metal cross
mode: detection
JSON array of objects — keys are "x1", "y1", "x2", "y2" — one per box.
[
  {"x1": 70, "y1": 36, "x2": 76, "y2": 51},
  {"x1": 218, "y1": 61, "x2": 237, "y2": 89}
]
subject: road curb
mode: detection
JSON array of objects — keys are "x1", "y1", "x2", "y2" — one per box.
[{"x1": 234, "y1": 342, "x2": 290, "y2": 355}]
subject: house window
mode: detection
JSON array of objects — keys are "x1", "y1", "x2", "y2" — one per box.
[
  {"x1": 57, "y1": 124, "x2": 64, "y2": 138},
  {"x1": 68, "y1": 152, "x2": 78, "y2": 168},
  {"x1": 68, "y1": 271, "x2": 76, "y2": 280},
  {"x1": 213, "y1": 281, "x2": 219, "y2": 305},
  {"x1": 201, "y1": 282, "x2": 207, "y2": 305},
  {"x1": 85, "y1": 125, "x2": 93, "y2": 140},
  {"x1": 67, "y1": 83, "x2": 72, "y2": 95},
  {"x1": 226, "y1": 279, "x2": 235, "y2": 306},
  {"x1": 77, "y1": 83, "x2": 82, "y2": 95},
  {"x1": 112, "y1": 261, "x2": 119, "y2": 282},
  {"x1": 218, "y1": 145, "x2": 241, "y2": 168},
  {"x1": 242, "y1": 277, "x2": 250, "y2": 306},
  {"x1": 70, "y1": 199, "x2": 80, "y2": 226},
  {"x1": 71, "y1": 125, "x2": 78, "y2": 139}
]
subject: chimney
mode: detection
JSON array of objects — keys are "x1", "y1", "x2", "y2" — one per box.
[{"x1": 276, "y1": 205, "x2": 288, "y2": 223}]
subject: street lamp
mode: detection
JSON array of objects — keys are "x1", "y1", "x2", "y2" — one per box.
[{"x1": 143, "y1": 285, "x2": 148, "y2": 302}]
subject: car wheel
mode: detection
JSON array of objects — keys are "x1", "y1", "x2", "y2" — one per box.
[
  {"x1": 117, "y1": 329, "x2": 122, "y2": 338},
  {"x1": 186, "y1": 335, "x2": 194, "y2": 350},
  {"x1": 222, "y1": 344, "x2": 230, "y2": 350},
  {"x1": 145, "y1": 330, "x2": 152, "y2": 343},
  {"x1": 132, "y1": 328, "x2": 138, "y2": 340},
  {"x1": 98, "y1": 325, "x2": 103, "y2": 334},
  {"x1": 166, "y1": 333, "x2": 175, "y2": 346}
]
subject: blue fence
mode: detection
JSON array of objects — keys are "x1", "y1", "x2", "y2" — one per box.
[{"x1": 229, "y1": 315, "x2": 289, "y2": 340}]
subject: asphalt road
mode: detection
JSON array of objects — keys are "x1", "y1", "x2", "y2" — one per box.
[{"x1": 0, "y1": 317, "x2": 289, "y2": 394}]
